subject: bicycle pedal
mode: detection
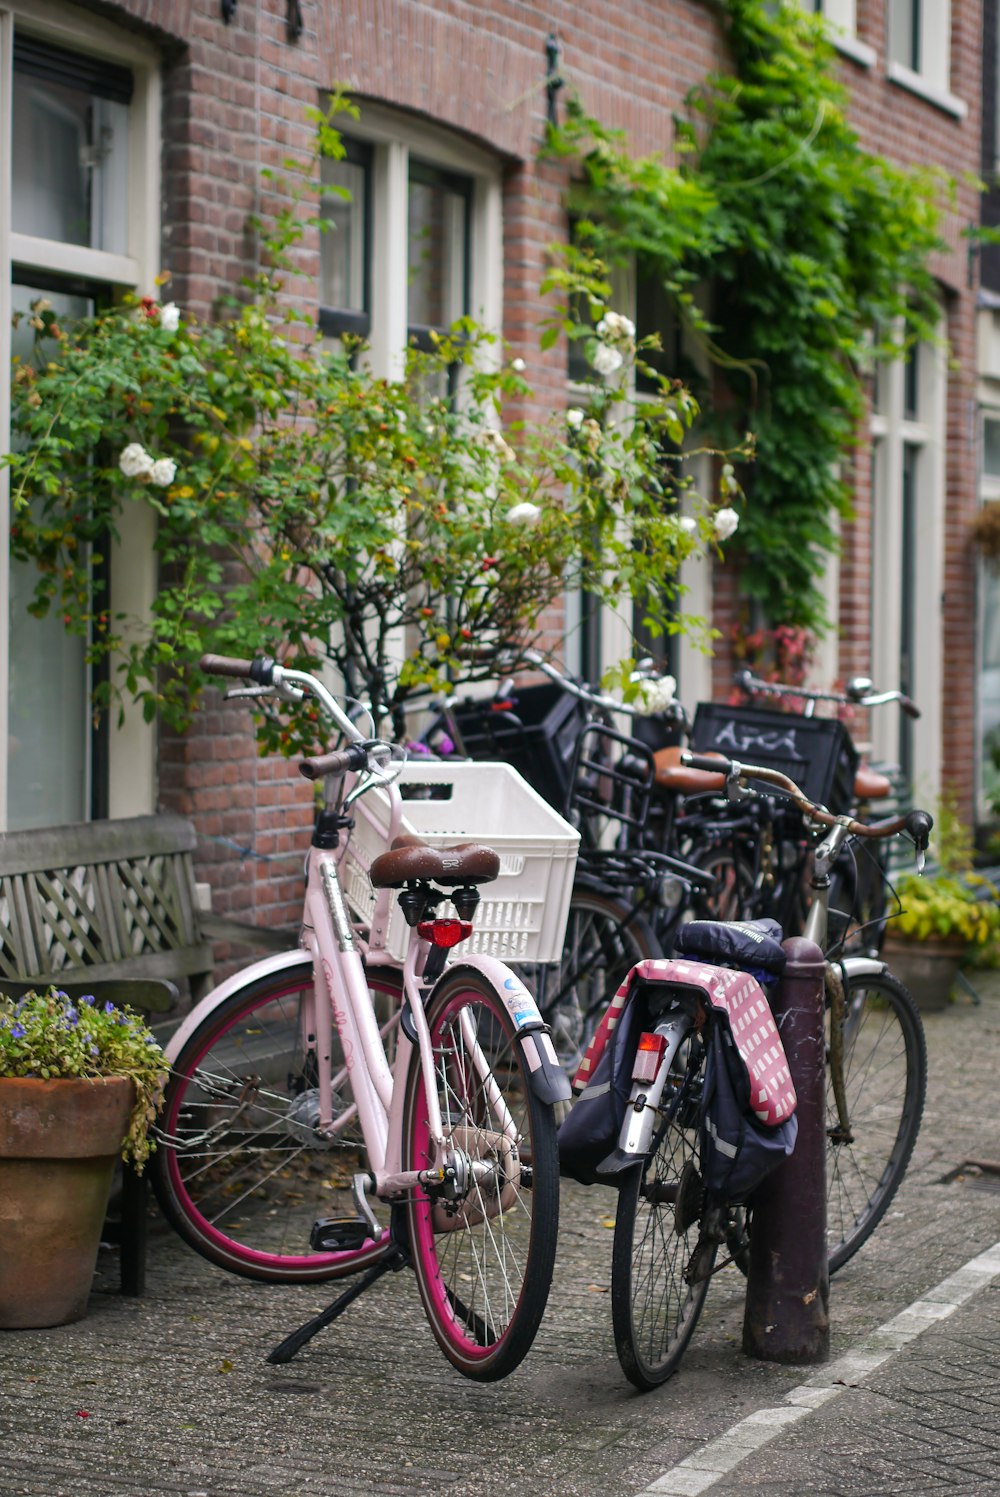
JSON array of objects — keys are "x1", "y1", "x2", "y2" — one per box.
[{"x1": 310, "y1": 1216, "x2": 374, "y2": 1252}]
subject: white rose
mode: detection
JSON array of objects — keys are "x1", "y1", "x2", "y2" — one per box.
[
  {"x1": 119, "y1": 443, "x2": 154, "y2": 479},
  {"x1": 511, "y1": 358, "x2": 526, "y2": 373},
  {"x1": 150, "y1": 457, "x2": 177, "y2": 488},
  {"x1": 506, "y1": 502, "x2": 541, "y2": 527},
  {"x1": 678, "y1": 515, "x2": 698, "y2": 534},
  {"x1": 159, "y1": 302, "x2": 180, "y2": 333},
  {"x1": 636, "y1": 675, "x2": 677, "y2": 715},
  {"x1": 596, "y1": 311, "x2": 636, "y2": 341},
  {"x1": 566, "y1": 407, "x2": 585, "y2": 428},
  {"x1": 592, "y1": 342, "x2": 624, "y2": 378},
  {"x1": 713, "y1": 506, "x2": 740, "y2": 541}
]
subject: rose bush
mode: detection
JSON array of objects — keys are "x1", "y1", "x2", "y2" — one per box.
[{"x1": 4, "y1": 108, "x2": 748, "y2": 751}]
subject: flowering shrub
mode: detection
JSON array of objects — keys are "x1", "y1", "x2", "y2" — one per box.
[
  {"x1": 0, "y1": 988, "x2": 167, "y2": 1168},
  {"x1": 4, "y1": 105, "x2": 748, "y2": 750}
]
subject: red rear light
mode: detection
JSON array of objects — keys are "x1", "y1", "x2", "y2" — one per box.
[
  {"x1": 632, "y1": 1031, "x2": 667, "y2": 1083},
  {"x1": 417, "y1": 919, "x2": 474, "y2": 949}
]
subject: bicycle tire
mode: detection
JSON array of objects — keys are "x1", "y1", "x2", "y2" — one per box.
[
  {"x1": 519, "y1": 882, "x2": 660, "y2": 1077},
  {"x1": 611, "y1": 1037, "x2": 715, "y2": 1389},
  {"x1": 827, "y1": 969, "x2": 926, "y2": 1273},
  {"x1": 682, "y1": 842, "x2": 757, "y2": 923},
  {"x1": 151, "y1": 961, "x2": 401, "y2": 1283},
  {"x1": 403, "y1": 968, "x2": 560, "y2": 1380}
]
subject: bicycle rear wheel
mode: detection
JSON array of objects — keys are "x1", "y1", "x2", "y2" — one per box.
[
  {"x1": 404, "y1": 969, "x2": 560, "y2": 1380},
  {"x1": 827, "y1": 969, "x2": 926, "y2": 1272},
  {"x1": 151, "y1": 960, "x2": 401, "y2": 1283},
  {"x1": 611, "y1": 1038, "x2": 714, "y2": 1389}
]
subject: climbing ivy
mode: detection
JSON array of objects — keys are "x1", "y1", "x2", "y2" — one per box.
[{"x1": 545, "y1": 0, "x2": 948, "y2": 632}]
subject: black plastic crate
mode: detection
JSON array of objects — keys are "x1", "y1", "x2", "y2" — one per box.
[
  {"x1": 689, "y1": 702, "x2": 859, "y2": 813},
  {"x1": 422, "y1": 682, "x2": 588, "y2": 813}
]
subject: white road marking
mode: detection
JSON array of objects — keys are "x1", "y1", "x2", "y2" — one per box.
[{"x1": 634, "y1": 1239, "x2": 1000, "y2": 1496}]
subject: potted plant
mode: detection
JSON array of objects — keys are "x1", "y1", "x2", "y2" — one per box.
[
  {"x1": 883, "y1": 799, "x2": 1000, "y2": 1010},
  {"x1": 0, "y1": 987, "x2": 167, "y2": 1328}
]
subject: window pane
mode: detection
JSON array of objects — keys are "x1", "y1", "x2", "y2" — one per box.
[
  {"x1": 903, "y1": 341, "x2": 920, "y2": 420},
  {"x1": 407, "y1": 168, "x2": 468, "y2": 331},
  {"x1": 320, "y1": 154, "x2": 369, "y2": 314},
  {"x1": 985, "y1": 418, "x2": 1000, "y2": 478},
  {"x1": 8, "y1": 284, "x2": 92, "y2": 830},
  {"x1": 12, "y1": 68, "x2": 130, "y2": 254},
  {"x1": 889, "y1": 0, "x2": 919, "y2": 71}
]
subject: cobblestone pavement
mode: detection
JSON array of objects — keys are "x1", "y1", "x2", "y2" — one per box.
[{"x1": 2, "y1": 977, "x2": 1000, "y2": 1496}]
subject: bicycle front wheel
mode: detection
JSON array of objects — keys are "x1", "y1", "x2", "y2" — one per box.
[
  {"x1": 611, "y1": 1040, "x2": 714, "y2": 1389},
  {"x1": 151, "y1": 960, "x2": 401, "y2": 1283},
  {"x1": 403, "y1": 970, "x2": 560, "y2": 1381},
  {"x1": 827, "y1": 969, "x2": 926, "y2": 1273}
]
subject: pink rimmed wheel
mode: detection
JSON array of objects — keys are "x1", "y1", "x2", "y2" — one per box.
[
  {"x1": 403, "y1": 969, "x2": 560, "y2": 1381},
  {"x1": 151, "y1": 962, "x2": 401, "y2": 1283}
]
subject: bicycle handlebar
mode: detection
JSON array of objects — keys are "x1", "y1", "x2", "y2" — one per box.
[
  {"x1": 680, "y1": 751, "x2": 933, "y2": 850},
  {"x1": 733, "y1": 667, "x2": 921, "y2": 720},
  {"x1": 199, "y1": 652, "x2": 264, "y2": 680},
  {"x1": 299, "y1": 744, "x2": 370, "y2": 781}
]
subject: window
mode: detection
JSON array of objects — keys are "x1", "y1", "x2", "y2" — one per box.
[
  {"x1": 978, "y1": 412, "x2": 1000, "y2": 817},
  {"x1": 317, "y1": 105, "x2": 501, "y2": 383},
  {"x1": 0, "y1": 5, "x2": 161, "y2": 831},
  {"x1": 887, "y1": 0, "x2": 965, "y2": 114},
  {"x1": 869, "y1": 323, "x2": 945, "y2": 795},
  {"x1": 810, "y1": 0, "x2": 877, "y2": 66},
  {"x1": 319, "y1": 137, "x2": 372, "y2": 340}
]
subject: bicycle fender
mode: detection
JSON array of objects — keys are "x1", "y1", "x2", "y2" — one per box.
[
  {"x1": 597, "y1": 1012, "x2": 693, "y2": 1177},
  {"x1": 436, "y1": 956, "x2": 572, "y2": 1105},
  {"x1": 163, "y1": 947, "x2": 311, "y2": 1062},
  {"x1": 839, "y1": 956, "x2": 887, "y2": 982}
]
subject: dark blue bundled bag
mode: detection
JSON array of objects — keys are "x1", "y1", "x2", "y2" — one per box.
[{"x1": 700, "y1": 1009, "x2": 798, "y2": 1203}]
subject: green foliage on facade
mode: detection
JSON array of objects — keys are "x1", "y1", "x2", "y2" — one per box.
[{"x1": 546, "y1": 0, "x2": 948, "y2": 631}]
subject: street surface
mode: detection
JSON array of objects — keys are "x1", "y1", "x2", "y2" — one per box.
[{"x1": 2, "y1": 977, "x2": 1000, "y2": 1495}]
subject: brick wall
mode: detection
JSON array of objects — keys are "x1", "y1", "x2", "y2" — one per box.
[{"x1": 86, "y1": 0, "x2": 986, "y2": 908}]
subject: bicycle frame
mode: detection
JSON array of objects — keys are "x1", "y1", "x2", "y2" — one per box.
[{"x1": 166, "y1": 758, "x2": 568, "y2": 1208}]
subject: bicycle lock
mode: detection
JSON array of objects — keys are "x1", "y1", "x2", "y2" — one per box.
[{"x1": 743, "y1": 935, "x2": 830, "y2": 1364}]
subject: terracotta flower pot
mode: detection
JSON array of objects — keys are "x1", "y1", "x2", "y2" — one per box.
[
  {"x1": 881, "y1": 935, "x2": 966, "y2": 1012},
  {"x1": 0, "y1": 1075, "x2": 134, "y2": 1329}
]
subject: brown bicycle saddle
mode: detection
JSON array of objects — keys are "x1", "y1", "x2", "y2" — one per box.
[
  {"x1": 369, "y1": 836, "x2": 501, "y2": 889},
  {"x1": 652, "y1": 745, "x2": 727, "y2": 795}
]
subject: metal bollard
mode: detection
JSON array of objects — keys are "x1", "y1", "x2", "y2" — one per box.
[{"x1": 742, "y1": 935, "x2": 830, "y2": 1364}]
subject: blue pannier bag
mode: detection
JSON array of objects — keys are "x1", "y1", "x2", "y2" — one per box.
[
  {"x1": 556, "y1": 991, "x2": 642, "y2": 1186},
  {"x1": 700, "y1": 1010, "x2": 798, "y2": 1203}
]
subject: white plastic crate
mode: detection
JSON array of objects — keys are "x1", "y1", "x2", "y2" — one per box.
[{"x1": 340, "y1": 761, "x2": 580, "y2": 964}]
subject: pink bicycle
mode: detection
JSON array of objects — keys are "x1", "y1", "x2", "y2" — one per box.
[{"x1": 150, "y1": 654, "x2": 569, "y2": 1380}]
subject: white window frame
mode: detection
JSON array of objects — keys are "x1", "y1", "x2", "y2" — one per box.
[
  {"x1": 887, "y1": 0, "x2": 966, "y2": 117},
  {"x1": 0, "y1": 0, "x2": 161, "y2": 829},
  {"x1": 564, "y1": 263, "x2": 714, "y2": 710},
  {"x1": 330, "y1": 104, "x2": 503, "y2": 382},
  {"x1": 970, "y1": 320, "x2": 999, "y2": 820},
  {"x1": 869, "y1": 322, "x2": 945, "y2": 798},
  {"x1": 814, "y1": 0, "x2": 878, "y2": 69}
]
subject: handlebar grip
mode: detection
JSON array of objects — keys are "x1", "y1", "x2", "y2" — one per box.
[
  {"x1": 682, "y1": 750, "x2": 734, "y2": 775},
  {"x1": 299, "y1": 744, "x2": 369, "y2": 781},
  {"x1": 199, "y1": 653, "x2": 257, "y2": 679},
  {"x1": 900, "y1": 696, "x2": 921, "y2": 720},
  {"x1": 904, "y1": 807, "x2": 934, "y2": 851}
]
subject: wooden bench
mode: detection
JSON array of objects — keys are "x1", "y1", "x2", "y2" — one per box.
[{"x1": 0, "y1": 812, "x2": 298, "y2": 1295}]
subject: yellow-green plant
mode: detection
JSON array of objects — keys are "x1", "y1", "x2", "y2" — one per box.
[{"x1": 893, "y1": 873, "x2": 1000, "y2": 952}]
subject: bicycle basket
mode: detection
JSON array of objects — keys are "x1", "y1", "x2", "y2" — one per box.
[
  {"x1": 421, "y1": 683, "x2": 588, "y2": 813},
  {"x1": 690, "y1": 703, "x2": 859, "y2": 813}
]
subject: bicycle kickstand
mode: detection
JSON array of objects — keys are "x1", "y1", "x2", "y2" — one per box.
[{"x1": 265, "y1": 1209, "x2": 410, "y2": 1366}]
